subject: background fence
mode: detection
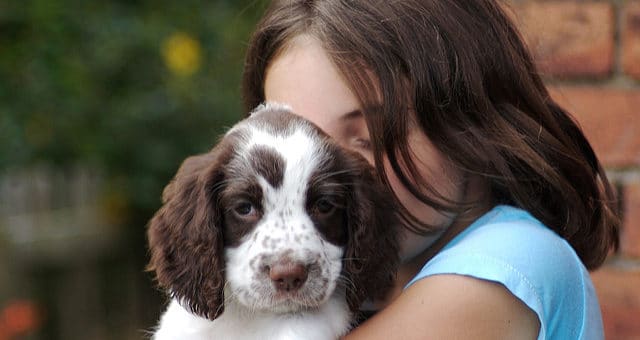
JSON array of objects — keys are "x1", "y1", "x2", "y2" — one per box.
[{"x1": 0, "y1": 166, "x2": 146, "y2": 339}]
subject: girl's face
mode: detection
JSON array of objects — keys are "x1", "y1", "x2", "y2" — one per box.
[{"x1": 264, "y1": 35, "x2": 466, "y2": 261}]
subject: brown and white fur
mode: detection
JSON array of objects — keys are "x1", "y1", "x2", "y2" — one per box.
[{"x1": 147, "y1": 104, "x2": 398, "y2": 340}]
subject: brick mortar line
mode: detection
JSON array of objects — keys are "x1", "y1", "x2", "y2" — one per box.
[
  {"x1": 609, "y1": 0, "x2": 640, "y2": 87},
  {"x1": 613, "y1": 0, "x2": 623, "y2": 76}
]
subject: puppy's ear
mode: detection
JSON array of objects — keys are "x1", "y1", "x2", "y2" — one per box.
[
  {"x1": 147, "y1": 145, "x2": 231, "y2": 320},
  {"x1": 342, "y1": 153, "x2": 399, "y2": 312}
]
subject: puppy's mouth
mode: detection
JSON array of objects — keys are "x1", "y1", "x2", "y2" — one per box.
[
  {"x1": 265, "y1": 287, "x2": 331, "y2": 313},
  {"x1": 239, "y1": 275, "x2": 335, "y2": 314}
]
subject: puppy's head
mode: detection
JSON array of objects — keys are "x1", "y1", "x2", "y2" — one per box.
[{"x1": 147, "y1": 104, "x2": 398, "y2": 320}]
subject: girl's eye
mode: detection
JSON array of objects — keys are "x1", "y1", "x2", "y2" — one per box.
[{"x1": 354, "y1": 138, "x2": 372, "y2": 150}]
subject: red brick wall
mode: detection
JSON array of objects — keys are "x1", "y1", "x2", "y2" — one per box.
[{"x1": 508, "y1": 1, "x2": 640, "y2": 339}]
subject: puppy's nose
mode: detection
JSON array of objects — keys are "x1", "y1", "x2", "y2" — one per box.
[{"x1": 269, "y1": 261, "x2": 308, "y2": 292}]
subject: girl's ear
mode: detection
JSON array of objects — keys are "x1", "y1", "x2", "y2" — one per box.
[
  {"x1": 342, "y1": 153, "x2": 399, "y2": 313},
  {"x1": 147, "y1": 149, "x2": 229, "y2": 320}
]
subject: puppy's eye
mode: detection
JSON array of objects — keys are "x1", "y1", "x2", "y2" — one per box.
[
  {"x1": 234, "y1": 201, "x2": 256, "y2": 217},
  {"x1": 313, "y1": 198, "x2": 336, "y2": 216}
]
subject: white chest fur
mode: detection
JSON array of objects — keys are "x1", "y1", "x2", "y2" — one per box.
[{"x1": 153, "y1": 295, "x2": 351, "y2": 340}]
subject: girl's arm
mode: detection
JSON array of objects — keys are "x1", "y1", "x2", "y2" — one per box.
[{"x1": 344, "y1": 274, "x2": 540, "y2": 339}]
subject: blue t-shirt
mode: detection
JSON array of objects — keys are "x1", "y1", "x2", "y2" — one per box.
[{"x1": 406, "y1": 205, "x2": 603, "y2": 340}]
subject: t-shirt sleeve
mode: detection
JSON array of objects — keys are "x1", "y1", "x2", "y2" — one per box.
[{"x1": 405, "y1": 219, "x2": 594, "y2": 340}]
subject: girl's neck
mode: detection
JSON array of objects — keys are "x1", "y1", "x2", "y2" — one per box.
[{"x1": 384, "y1": 178, "x2": 493, "y2": 306}]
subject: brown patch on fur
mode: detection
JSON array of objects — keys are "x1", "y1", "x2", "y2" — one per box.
[
  {"x1": 248, "y1": 145, "x2": 286, "y2": 189},
  {"x1": 336, "y1": 147, "x2": 399, "y2": 312},
  {"x1": 147, "y1": 137, "x2": 236, "y2": 320}
]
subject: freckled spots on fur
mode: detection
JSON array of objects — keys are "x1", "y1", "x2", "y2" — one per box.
[
  {"x1": 262, "y1": 237, "x2": 280, "y2": 250},
  {"x1": 258, "y1": 254, "x2": 268, "y2": 265},
  {"x1": 316, "y1": 290, "x2": 327, "y2": 302},
  {"x1": 282, "y1": 249, "x2": 294, "y2": 259},
  {"x1": 312, "y1": 277, "x2": 330, "y2": 302}
]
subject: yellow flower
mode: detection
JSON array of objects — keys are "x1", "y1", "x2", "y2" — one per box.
[{"x1": 161, "y1": 32, "x2": 202, "y2": 77}]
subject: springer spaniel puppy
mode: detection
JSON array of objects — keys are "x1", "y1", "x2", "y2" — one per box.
[{"x1": 147, "y1": 104, "x2": 398, "y2": 340}]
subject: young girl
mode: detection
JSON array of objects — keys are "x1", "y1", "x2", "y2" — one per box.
[{"x1": 241, "y1": 0, "x2": 619, "y2": 338}]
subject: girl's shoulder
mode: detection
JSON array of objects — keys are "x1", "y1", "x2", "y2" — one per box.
[
  {"x1": 407, "y1": 205, "x2": 604, "y2": 340},
  {"x1": 444, "y1": 205, "x2": 581, "y2": 271}
]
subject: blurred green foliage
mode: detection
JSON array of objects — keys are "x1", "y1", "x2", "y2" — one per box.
[
  {"x1": 0, "y1": 2, "x2": 268, "y2": 337},
  {"x1": 0, "y1": 0, "x2": 267, "y2": 219}
]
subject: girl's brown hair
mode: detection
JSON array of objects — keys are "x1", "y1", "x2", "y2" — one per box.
[{"x1": 242, "y1": 0, "x2": 620, "y2": 270}]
